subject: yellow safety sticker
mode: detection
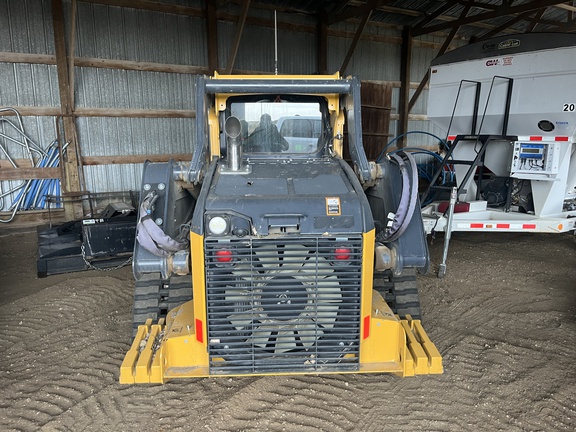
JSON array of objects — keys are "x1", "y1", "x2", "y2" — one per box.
[{"x1": 325, "y1": 197, "x2": 341, "y2": 216}]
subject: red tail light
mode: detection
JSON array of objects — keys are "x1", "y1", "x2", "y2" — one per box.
[
  {"x1": 215, "y1": 249, "x2": 233, "y2": 263},
  {"x1": 334, "y1": 247, "x2": 351, "y2": 261}
]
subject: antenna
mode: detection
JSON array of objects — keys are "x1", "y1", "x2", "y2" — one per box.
[{"x1": 274, "y1": 10, "x2": 278, "y2": 75}]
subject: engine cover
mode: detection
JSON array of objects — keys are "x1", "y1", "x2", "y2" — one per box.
[{"x1": 198, "y1": 158, "x2": 373, "y2": 237}]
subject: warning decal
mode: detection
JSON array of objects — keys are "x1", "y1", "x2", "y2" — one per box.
[{"x1": 325, "y1": 197, "x2": 341, "y2": 216}]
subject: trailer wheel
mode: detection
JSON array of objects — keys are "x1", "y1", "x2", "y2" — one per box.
[
  {"x1": 373, "y1": 268, "x2": 422, "y2": 320},
  {"x1": 132, "y1": 273, "x2": 193, "y2": 335}
]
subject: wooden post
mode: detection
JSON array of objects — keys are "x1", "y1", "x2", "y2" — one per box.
[
  {"x1": 52, "y1": 0, "x2": 83, "y2": 220},
  {"x1": 225, "y1": 0, "x2": 250, "y2": 74},
  {"x1": 397, "y1": 26, "x2": 412, "y2": 148},
  {"x1": 408, "y1": 5, "x2": 471, "y2": 112},
  {"x1": 339, "y1": 9, "x2": 372, "y2": 76}
]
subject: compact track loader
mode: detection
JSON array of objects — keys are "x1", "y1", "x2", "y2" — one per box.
[{"x1": 120, "y1": 73, "x2": 442, "y2": 383}]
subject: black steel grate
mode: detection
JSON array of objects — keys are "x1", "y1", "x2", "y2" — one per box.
[{"x1": 205, "y1": 236, "x2": 362, "y2": 375}]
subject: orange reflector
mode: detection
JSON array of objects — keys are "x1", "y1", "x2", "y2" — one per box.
[
  {"x1": 195, "y1": 318, "x2": 203, "y2": 343},
  {"x1": 558, "y1": 224, "x2": 563, "y2": 231},
  {"x1": 363, "y1": 315, "x2": 370, "y2": 339}
]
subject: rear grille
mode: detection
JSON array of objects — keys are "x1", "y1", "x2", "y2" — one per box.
[{"x1": 205, "y1": 236, "x2": 362, "y2": 375}]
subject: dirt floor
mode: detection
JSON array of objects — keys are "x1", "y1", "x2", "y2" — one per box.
[{"x1": 0, "y1": 226, "x2": 575, "y2": 432}]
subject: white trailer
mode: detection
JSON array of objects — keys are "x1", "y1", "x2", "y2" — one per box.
[{"x1": 422, "y1": 33, "x2": 576, "y2": 235}]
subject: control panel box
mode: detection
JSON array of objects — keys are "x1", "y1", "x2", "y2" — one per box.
[{"x1": 510, "y1": 141, "x2": 560, "y2": 179}]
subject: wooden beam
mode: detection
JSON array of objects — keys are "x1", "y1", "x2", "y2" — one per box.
[
  {"x1": 0, "y1": 167, "x2": 60, "y2": 180},
  {"x1": 555, "y1": 3, "x2": 576, "y2": 12},
  {"x1": 397, "y1": 26, "x2": 412, "y2": 148},
  {"x1": 554, "y1": 15, "x2": 576, "y2": 32},
  {"x1": 74, "y1": 107, "x2": 195, "y2": 118},
  {"x1": 0, "y1": 29, "x2": 459, "y2": 75},
  {"x1": 0, "y1": 159, "x2": 33, "y2": 169},
  {"x1": 412, "y1": 0, "x2": 459, "y2": 32},
  {"x1": 0, "y1": 106, "x2": 195, "y2": 118},
  {"x1": 339, "y1": 9, "x2": 372, "y2": 76},
  {"x1": 0, "y1": 106, "x2": 61, "y2": 116},
  {"x1": 0, "y1": 52, "x2": 56, "y2": 65},
  {"x1": 480, "y1": 10, "x2": 535, "y2": 39},
  {"x1": 408, "y1": 6, "x2": 470, "y2": 112},
  {"x1": 407, "y1": 70, "x2": 429, "y2": 113},
  {"x1": 206, "y1": 0, "x2": 219, "y2": 75},
  {"x1": 0, "y1": 154, "x2": 192, "y2": 168},
  {"x1": 73, "y1": 57, "x2": 208, "y2": 74},
  {"x1": 414, "y1": 0, "x2": 570, "y2": 36},
  {"x1": 81, "y1": 153, "x2": 192, "y2": 165},
  {"x1": 69, "y1": 0, "x2": 77, "y2": 109},
  {"x1": 80, "y1": 0, "x2": 204, "y2": 18},
  {"x1": 390, "y1": 113, "x2": 428, "y2": 121},
  {"x1": 52, "y1": 0, "x2": 83, "y2": 220},
  {"x1": 328, "y1": 0, "x2": 394, "y2": 26},
  {"x1": 225, "y1": 0, "x2": 250, "y2": 74},
  {"x1": 524, "y1": 9, "x2": 546, "y2": 32}
]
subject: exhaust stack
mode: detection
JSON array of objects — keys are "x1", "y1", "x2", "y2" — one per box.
[{"x1": 225, "y1": 116, "x2": 243, "y2": 171}]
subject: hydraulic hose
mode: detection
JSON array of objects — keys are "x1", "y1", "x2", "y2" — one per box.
[
  {"x1": 381, "y1": 151, "x2": 419, "y2": 242},
  {"x1": 376, "y1": 130, "x2": 449, "y2": 163}
]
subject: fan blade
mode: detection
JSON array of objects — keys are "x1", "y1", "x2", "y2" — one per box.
[
  {"x1": 316, "y1": 304, "x2": 340, "y2": 328},
  {"x1": 298, "y1": 257, "x2": 333, "y2": 276},
  {"x1": 275, "y1": 330, "x2": 298, "y2": 353},
  {"x1": 280, "y1": 244, "x2": 310, "y2": 264},
  {"x1": 295, "y1": 325, "x2": 323, "y2": 347},
  {"x1": 253, "y1": 246, "x2": 280, "y2": 269},
  {"x1": 317, "y1": 277, "x2": 342, "y2": 303},
  {"x1": 227, "y1": 313, "x2": 253, "y2": 330},
  {"x1": 316, "y1": 276, "x2": 342, "y2": 298},
  {"x1": 253, "y1": 325, "x2": 274, "y2": 347},
  {"x1": 224, "y1": 288, "x2": 252, "y2": 304},
  {"x1": 229, "y1": 262, "x2": 254, "y2": 281}
]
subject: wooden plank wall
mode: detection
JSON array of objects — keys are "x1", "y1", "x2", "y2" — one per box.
[{"x1": 360, "y1": 81, "x2": 392, "y2": 161}]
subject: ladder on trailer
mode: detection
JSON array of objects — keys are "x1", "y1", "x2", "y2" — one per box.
[{"x1": 421, "y1": 76, "x2": 516, "y2": 205}]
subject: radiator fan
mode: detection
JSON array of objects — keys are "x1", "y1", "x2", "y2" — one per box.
[{"x1": 224, "y1": 244, "x2": 342, "y2": 353}]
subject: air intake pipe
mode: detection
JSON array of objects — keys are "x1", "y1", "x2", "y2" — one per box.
[{"x1": 225, "y1": 116, "x2": 243, "y2": 171}]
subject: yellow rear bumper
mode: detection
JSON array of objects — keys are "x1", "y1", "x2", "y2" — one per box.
[{"x1": 120, "y1": 291, "x2": 442, "y2": 384}]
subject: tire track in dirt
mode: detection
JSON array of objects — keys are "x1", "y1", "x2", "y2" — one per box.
[
  {"x1": 1, "y1": 231, "x2": 575, "y2": 431},
  {"x1": 0, "y1": 276, "x2": 133, "y2": 431},
  {"x1": 198, "y1": 374, "x2": 366, "y2": 431}
]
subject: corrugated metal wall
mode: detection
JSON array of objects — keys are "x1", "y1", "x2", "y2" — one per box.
[
  {"x1": 0, "y1": 0, "x2": 59, "y2": 212},
  {"x1": 0, "y1": 0, "x2": 463, "y2": 212},
  {"x1": 72, "y1": 0, "x2": 202, "y2": 198}
]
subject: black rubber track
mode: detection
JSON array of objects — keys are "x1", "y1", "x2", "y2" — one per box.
[
  {"x1": 132, "y1": 273, "x2": 193, "y2": 334},
  {"x1": 373, "y1": 268, "x2": 422, "y2": 320}
]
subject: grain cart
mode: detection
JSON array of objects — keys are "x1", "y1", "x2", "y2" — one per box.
[
  {"x1": 120, "y1": 73, "x2": 442, "y2": 383},
  {"x1": 422, "y1": 33, "x2": 576, "y2": 235}
]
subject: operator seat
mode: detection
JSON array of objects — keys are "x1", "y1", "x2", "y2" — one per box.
[{"x1": 244, "y1": 113, "x2": 289, "y2": 152}]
